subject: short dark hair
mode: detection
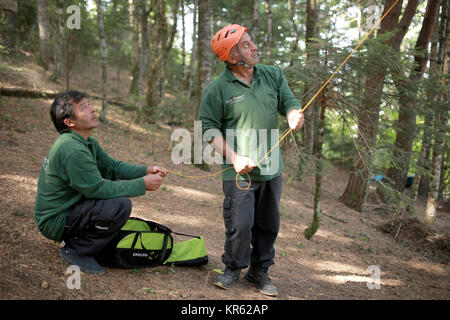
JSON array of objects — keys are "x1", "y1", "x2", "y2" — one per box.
[{"x1": 50, "y1": 90, "x2": 86, "y2": 133}]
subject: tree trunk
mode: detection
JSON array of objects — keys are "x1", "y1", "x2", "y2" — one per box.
[
  {"x1": 193, "y1": 0, "x2": 212, "y2": 170},
  {"x1": 302, "y1": 0, "x2": 319, "y2": 155},
  {"x1": 438, "y1": 145, "x2": 447, "y2": 201},
  {"x1": 339, "y1": 0, "x2": 418, "y2": 212},
  {"x1": 250, "y1": 0, "x2": 259, "y2": 41},
  {"x1": 128, "y1": 0, "x2": 140, "y2": 95},
  {"x1": 49, "y1": 6, "x2": 64, "y2": 82},
  {"x1": 196, "y1": 0, "x2": 212, "y2": 120},
  {"x1": 129, "y1": 0, "x2": 137, "y2": 67},
  {"x1": 37, "y1": 0, "x2": 51, "y2": 70},
  {"x1": 145, "y1": 0, "x2": 179, "y2": 121},
  {"x1": 339, "y1": 74, "x2": 384, "y2": 211},
  {"x1": 136, "y1": 0, "x2": 149, "y2": 123},
  {"x1": 409, "y1": 18, "x2": 441, "y2": 212},
  {"x1": 187, "y1": 0, "x2": 198, "y2": 123},
  {"x1": 181, "y1": 0, "x2": 186, "y2": 92},
  {"x1": 426, "y1": 108, "x2": 448, "y2": 226},
  {"x1": 288, "y1": 0, "x2": 301, "y2": 66},
  {"x1": 96, "y1": 0, "x2": 109, "y2": 122},
  {"x1": 0, "y1": 0, "x2": 18, "y2": 49},
  {"x1": 265, "y1": 0, "x2": 272, "y2": 61},
  {"x1": 425, "y1": 0, "x2": 449, "y2": 227},
  {"x1": 386, "y1": 0, "x2": 440, "y2": 193},
  {"x1": 112, "y1": 0, "x2": 121, "y2": 94},
  {"x1": 437, "y1": 0, "x2": 449, "y2": 202},
  {"x1": 66, "y1": 33, "x2": 70, "y2": 90},
  {"x1": 304, "y1": 52, "x2": 328, "y2": 240},
  {"x1": 418, "y1": 18, "x2": 441, "y2": 196}
]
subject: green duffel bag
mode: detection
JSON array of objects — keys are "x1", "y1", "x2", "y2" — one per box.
[
  {"x1": 164, "y1": 234, "x2": 208, "y2": 267},
  {"x1": 96, "y1": 217, "x2": 208, "y2": 269}
]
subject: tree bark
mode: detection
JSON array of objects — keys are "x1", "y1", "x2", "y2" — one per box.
[
  {"x1": 437, "y1": 143, "x2": 447, "y2": 201},
  {"x1": 250, "y1": 0, "x2": 259, "y2": 41},
  {"x1": 339, "y1": 74, "x2": 384, "y2": 211},
  {"x1": 196, "y1": 0, "x2": 212, "y2": 120},
  {"x1": 145, "y1": 0, "x2": 179, "y2": 121},
  {"x1": 96, "y1": 0, "x2": 109, "y2": 122},
  {"x1": 0, "y1": 0, "x2": 18, "y2": 49},
  {"x1": 288, "y1": 0, "x2": 301, "y2": 67},
  {"x1": 37, "y1": 0, "x2": 51, "y2": 70},
  {"x1": 302, "y1": 0, "x2": 319, "y2": 155},
  {"x1": 426, "y1": 107, "x2": 448, "y2": 226},
  {"x1": 409, "y1": 14, "x2": 441, "y2": 213},
  {"x1": 136, "y1": 0, "x2": 150, "y2": 122},
  {"x1": 265, "y1": 0, "x2": 273, "y2": 61},
  {"x1": 129, "y1": 0, "x2": 137, "y2": 69},
  {"x1": 386, "y1": 0, "x2": 440, "y2": 194},
  {"x1": 49, "y1": 6, "x2": 64, "y2": 82},
  {"x1": 339, "y1": 0, "x2": 418, "y2": 212},
  {"x1": 425, "y1": 0, "x2": 449, "y2": 227},
  {"x1": 187, "y1": 0, "x2": 198, "y2": 122},
  {"x1": 304, "y1": 52, "x2": 328, "y2": 240},
  {"x1": 128, "y1": 0, "x2": 140, "y2": 95},
  {"x1": 181, "y1": 0, "x2": 186, "y2": 92}
]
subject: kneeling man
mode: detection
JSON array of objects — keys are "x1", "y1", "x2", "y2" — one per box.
[{"x1": 34, "y1": 90, "x2": 167, "y2": 274}]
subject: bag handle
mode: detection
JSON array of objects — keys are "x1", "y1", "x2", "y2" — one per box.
[
  {"x1": 131, "y1": 231, "x2": 172, "y2": 264},
  {"x1": 131, "y1": 232, "x2": 140, "y2": 249},
  {"x1": 129, "y1": 217, "x2": 199, "y2": 239},
  {"x1": 157, "y1": 233, "x2": 171, "y2": 264}
]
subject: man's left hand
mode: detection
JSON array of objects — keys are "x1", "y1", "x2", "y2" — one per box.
[
  {"x1": 146, "y1": 166, "x2": 168, "y2": 177},
  {"x1": 287, "y1": 109, "x2": 305, "y2": 130}
]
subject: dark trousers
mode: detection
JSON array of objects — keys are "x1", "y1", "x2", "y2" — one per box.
[
  {"x1": 62, "y1": 197, "x2": 132, "y2": 256},
  {"x1": 221, "y1": 175, "x2": 282, "y2": 269}
]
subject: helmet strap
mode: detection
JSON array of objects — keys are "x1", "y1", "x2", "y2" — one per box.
[{"x1": 228, "y1": 43, "x2": 253, "y2": 69}]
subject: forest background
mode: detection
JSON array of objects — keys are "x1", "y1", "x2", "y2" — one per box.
[
  {"x1": 4, "y1": 0, "x2": 446, "y2": 222},
  {"x1": 0, "y1": 0, "x2": 448, "y2": 300}
]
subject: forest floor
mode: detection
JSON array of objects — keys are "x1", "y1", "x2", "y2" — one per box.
[{"x1": 0, "y1": 51, "x2": 449, "y2": 300}]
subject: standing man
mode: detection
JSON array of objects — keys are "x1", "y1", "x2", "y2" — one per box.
[
  {"x1": 35, "y1": 90, "x2": 168, "y2": 274},
  {"x1": 199, "y1": 24, "x2": 304, "y2": 296}
]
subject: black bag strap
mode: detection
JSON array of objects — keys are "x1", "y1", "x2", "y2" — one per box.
[
  {"x1": 172, "y1": 231, "x2": 201, "y2": 239},
  {"x1": 128, "y1": 217, "x2": 199, "y2": 239},
  {"x1": 157, "y1": 233, "x2": 171, "y2": 264},
  {"x1": 131, "y1": 231, "x2": 172, "y2": 264},
  {"x1": 131, "y1": 232, "x2": 140, "y2": 249}
]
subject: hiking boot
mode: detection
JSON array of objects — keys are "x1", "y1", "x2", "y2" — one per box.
[
  {"x1": 59, "y1": 248, "x2": 105, "y2": 274},
  {"x1": 244, "y1": 266, "x2": 278, "y2": 297},
  {"x1": 214, "y1": 267, "x2": 241, "y2": 290}
]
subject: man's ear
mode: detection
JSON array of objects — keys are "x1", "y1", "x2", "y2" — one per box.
[
  {"x1": 227, "y1": 48, "x2": 239, "y2": 65},
  {"x1": 63, "y1": 117, "x2": 75, "y2": 129}
]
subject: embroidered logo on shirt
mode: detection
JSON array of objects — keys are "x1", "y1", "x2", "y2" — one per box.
[{"x1": 225, "y1": 94, "x2": 245, "y2": 105}]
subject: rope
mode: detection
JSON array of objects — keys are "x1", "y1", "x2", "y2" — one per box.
[{"x1": 167, "y1": 0, "x2": 399, "y2": 191}]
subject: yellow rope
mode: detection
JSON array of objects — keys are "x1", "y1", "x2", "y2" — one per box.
[{"x1": 167, "y1": 0, "x2": 399, "y2": 191}]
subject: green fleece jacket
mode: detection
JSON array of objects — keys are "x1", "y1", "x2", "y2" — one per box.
[{"x1": 34, "y1": 130, "x2": 147, "y2": 241}]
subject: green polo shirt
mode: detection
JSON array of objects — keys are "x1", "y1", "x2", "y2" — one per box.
[
  {"x1": 199, "y1": 64, "x2": 301, "y2": 181},
  {"x1": 34, "y1": 130, "x2": 147, "y2": 241}
]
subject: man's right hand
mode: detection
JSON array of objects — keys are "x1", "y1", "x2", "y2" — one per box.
[
  {"x1": 232, "y1": 154, "x2": 256, "y2": 175},
  {"x1": 143, "y1": 174, "x2": 164, "y2": 191}
]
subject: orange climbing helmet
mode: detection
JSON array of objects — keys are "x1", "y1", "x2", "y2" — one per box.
[{"x1": 211, "y1": 24, "x2": 247, "y2": 62}]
